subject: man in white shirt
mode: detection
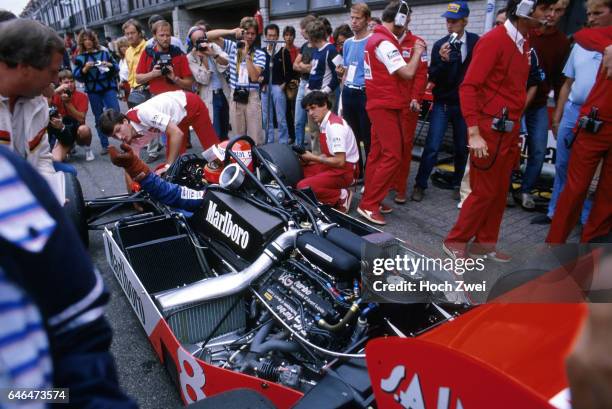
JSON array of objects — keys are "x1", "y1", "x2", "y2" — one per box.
[
  {"x1": 296, "y1": 91, "x2": 359, "y2": 213},
  {"x1": 99, "y1": 90, "x2": 219, "y2": 170},
  {"x1": 0, "y1": 19, "x2": 66, "y2": 201}
]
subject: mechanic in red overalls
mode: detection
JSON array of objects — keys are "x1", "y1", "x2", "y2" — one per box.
[
  {"x1": 547, "y1": 26, "x2": 612, "y2": 243},
  {"x1": 296, "y1": 91, "x2": 360, "y2": 213},
  {"x1": 356, "y1": 0, "x2": 425, "y2": 225},
  {"x1": 391, "y1": 17, "x2": 429, "y2": 204},
  {"x1": 99, "y1": 90, "x2": 219, "y2": 170},
  {"x1": 443, "y1": 0, "x2": 556, "y2": 261}
]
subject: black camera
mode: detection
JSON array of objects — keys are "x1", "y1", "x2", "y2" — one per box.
[
  {"x1": 233, "y1": 87, "x2": 249, "y2": 104},
  {"x1": 64, "y1": 89, "x2": 72, "y2": 97},
  {"x1": 491, "y1": 108, "x2": 514, "y2": 133},
  {"x1": 156, "y1": 54, "x2": 173, "y2": 76},
  {"x1": 578, "y1": 107, "x2": 603, "y2": 134},
  {"x1": 49, "y1": 106, "x2": 60, "y2": 119},
  {"x1": 236, "y1": 41, "x2": 246, "y2": 50},
  {"x1": 195, "y1": 38, "x2": 209, "y2": 52}
]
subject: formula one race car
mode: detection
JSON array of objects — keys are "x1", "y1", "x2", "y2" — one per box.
[{"x1": 86, "y1": 137, "x2": 588, "y2": 409}]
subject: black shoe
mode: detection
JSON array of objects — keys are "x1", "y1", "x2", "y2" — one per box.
[{"x1": 531, "y1": 214, "x2": 552, "y2": 225}]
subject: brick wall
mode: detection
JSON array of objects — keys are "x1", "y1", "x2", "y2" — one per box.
[{"x1": 269, "y1": 0, "x2": 508, "y2": 49}]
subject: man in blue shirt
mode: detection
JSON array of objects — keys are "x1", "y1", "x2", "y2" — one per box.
[
  {"x1": 339, "y1": 3, "x2": 372, "y2": 177},
  {"x1": 532, "y1": 0, "x2": 611, "y2": 224}
]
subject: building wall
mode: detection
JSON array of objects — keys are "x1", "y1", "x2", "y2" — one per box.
[{"x1": 270, "y1": 0, "x2": 508, "y2": 48}]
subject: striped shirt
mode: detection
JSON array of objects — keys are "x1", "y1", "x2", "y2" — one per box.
[{"x1": 223, "y1": 39, "x2": 266, "y2": 91}]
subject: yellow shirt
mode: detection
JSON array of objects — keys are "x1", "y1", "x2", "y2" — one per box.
[{"x1": 125, "y1": 39, "x2": 146, "y2": 88}]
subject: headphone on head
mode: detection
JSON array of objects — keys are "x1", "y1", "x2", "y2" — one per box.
[
  {"x1": 508, "y1": 0, "x2": 535, "y2": 18},
  {"x1": 394, "y1": 0, "x2": 411, "y2": 27}
]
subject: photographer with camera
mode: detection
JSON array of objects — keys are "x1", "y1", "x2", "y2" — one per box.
[
  {"x1": 186, "y1": 25, "x2": 231, "y2": 141},
  {"x1": 206, "y1": 17, "x2": 267, "y2": 145},
  {"x1": 443, "y1": 0, "x2": 557, "y2": 261},
  {"x1": 48, "y1": 70, "x2": 94, "y2": 162},
  {"x1": 135, "y1": 20, "x2": 193, "y2": 96},
  {"x1": 73, "y1": 29, "x2": 121, "y2": 156}
]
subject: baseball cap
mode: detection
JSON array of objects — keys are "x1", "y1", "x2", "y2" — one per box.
[{"x1": 441, "y1": 1, "x2": 470, "y2": 19}]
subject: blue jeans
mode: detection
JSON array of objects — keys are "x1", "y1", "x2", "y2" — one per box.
[
  {"x1": 415, "y1": 102, "x2": 468, "y2": 189},
  {"x1": 262, "y1": 84, "x2": 289, "y2": 144},
  {"x1": 520, "y1": 105, "x2": 549, "y2": 193},
  {"x1": 88, "y1": 89, "x2": 120, "y2": 149},
  {"x1": 212, "y1": 91, "x2": 230, "y2": 140},
  {"x1": 547, "y1": 100, "x2": 592, "y2": 224},
  {"x1": 53, "y1": 161, "x2": 77, "y2": 175},
  {"x1": 294, "y1": 79, "x2": 308, "y2": 147}
]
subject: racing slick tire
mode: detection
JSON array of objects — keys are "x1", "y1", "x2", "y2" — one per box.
[
  {"x1": 258, "y1": 143, "x2": 303, "y2": 187},
  {"x1": 63, "y1": 171, "x2": 89, "y2": 248}
]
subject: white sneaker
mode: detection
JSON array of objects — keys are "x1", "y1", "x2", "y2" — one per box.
[
  {"x1": 85, "y1": 149, "x2": 94, "y2": 162},
  {"x1": 521, "y1": 193, "x2": 535, "y2": 209}
]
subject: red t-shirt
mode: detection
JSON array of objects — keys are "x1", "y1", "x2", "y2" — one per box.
[
  {"x1": 288, "y1": 45, "x2": 299, "y2": 64},
  {"x1": 136, "y1": 45, "x2": 193, "y2": 95},
  {"x1": 51, "y1": 90, "x2": 89, "y2": 121}
]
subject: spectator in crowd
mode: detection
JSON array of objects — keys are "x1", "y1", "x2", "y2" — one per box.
[
  {"x1": 519, "y1": 0, "x2": 570, "y2": 209},
  {"x1": 391, "y1": 8, "x2": 430, "y2": 204},
  {"x1": 332, "y1": 24, "x2": 353, "y2": 113},
  {"x1": 0, "y1": 145, "x2": 137, "y2": 408},
  {"x1": 547, "y1": 27, "x2": 611, "y2": 243},
  {"x1": 0, "y1": 19, "x2": 66, "y2": 199},
  {"x1": 207, "y1": 17, "x2": 267, "y2": 145},
  {"x1": 262, "y1": 23, "x2": 292, "y2": 144},
  {"x1": 305, "y1": 19, "x2": 340, "y2": 152},
  {"x1": 306, "y1": 19, "x2": 339, "y2": 99},
  {"x1": 146, "y1": 14, "x2": 186, "y2": 53},
  {"x1": 136, "y1": 20, "x2": 193, "y2": 96},
  {"x1": 99, "y1": 90, "x2": 218, "y2": 173},
  {"x1": 73, "y1": 29, "x2": 120, "y2": 156},
  {"x1": 284, "y1": 25, "x2": 300, "y2": 63},
  {"x1": 333, "y1": 24, "x2": 353, "y2": 55},
  {"x1": 282, "y1": 25, "x2": 300, "y2": 142},
  {"x1": 368, "y1": 17, "x2": 382, "y2": 32},
  {"x1": 357, "y1": 1, "x2": 425, "y2": 225},
  {"x1": 339, "y1": 3, "x2": 372, "y2": 177},
  {"x1": 443, "y1": 0, "x2": 557, "y2": 260},
  {"x1": 534, "y1": 0, "x2": 611, "y2": 225},
  {"x1": 48, "y1": 70, "x2": 94, "y2": 162},
  {"x1": 293, "y1": 15, "x2": 318, "y2": 148},
  {"x1": 0, "y1": 9, "x2": 15, "y2": 21},
  {"x1": 296, "y1": 91, "x2": 359, "y2": 212},
  {"x1": 496, "y1": 8, "x2": 508, "y2": 26},
  {"x1": 412, "y1": 1, "x2": 479, "y2": 203},
  {"x1": 186, "y1": 25, "x2": 231, "y2": 141},
  {"x1": 122, "y1": 18, "x2": 147, "y2": 106},
  {"x1": 115, "y1": 36, "x2": 131, "y2": 101}
]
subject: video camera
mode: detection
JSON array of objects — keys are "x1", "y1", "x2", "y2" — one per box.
[
  {"x1": 195, "y1": 38, "x2": 210, "y2": 52},
  {"x1": 156, "y1": 54, "x2": 173, "y2": 76},
  {"x1": 49, "y1": 106, "x2": 60, "y2": 119}
]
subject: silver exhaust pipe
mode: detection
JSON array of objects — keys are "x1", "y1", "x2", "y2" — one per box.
[{"x1": 155, "y1": 228, "x2": 301, "y2": 314}]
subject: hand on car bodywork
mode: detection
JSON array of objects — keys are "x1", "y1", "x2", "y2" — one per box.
[{"x1": 109, "y1": 143, "x2": 151, "y2": 180}]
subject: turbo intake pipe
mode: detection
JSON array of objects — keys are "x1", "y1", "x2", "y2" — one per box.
[{"x1": 154, "y1": 228, "x2": 301, "y2": 314}]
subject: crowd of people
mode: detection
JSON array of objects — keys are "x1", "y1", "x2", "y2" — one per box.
[
  {"x1": 0, "y1": 0, "x2": 611, "y2": 406},
  {"x1": 3, "y1": 0, "x2": 611, "y2": 250}
]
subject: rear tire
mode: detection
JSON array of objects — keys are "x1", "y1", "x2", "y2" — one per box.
[
  {"x1": 258, "y1": 143, "x2": 303, "y2": 187},
  {"x1": 63, "y1": 172, "x2": 89, "y2": 248}
]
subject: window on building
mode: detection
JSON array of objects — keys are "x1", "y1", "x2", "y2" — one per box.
[
  {"x1": 310, "y1": 0, "x2": 344, "y2": 10},
  {"x1": 270, "y1": 0, "x2": 308, "y2": 16}
]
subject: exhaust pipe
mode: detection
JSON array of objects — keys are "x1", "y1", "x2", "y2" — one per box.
[{"x1": 155, "y1": 228, "x2": 301, "y2": 314}]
